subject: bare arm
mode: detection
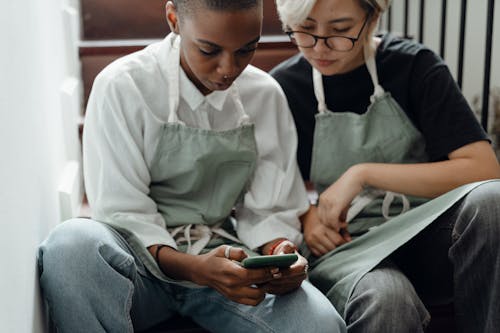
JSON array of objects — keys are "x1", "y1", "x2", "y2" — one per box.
[
  {"x1": 357, "y1": 141, "x2": 500, "y2": 198},
  {"x1": 318, "y1": 141, "x2": 500, "y2": 230}
]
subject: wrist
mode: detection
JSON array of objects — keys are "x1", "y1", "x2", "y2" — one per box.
[
  {"x1": 149, "y1": 244, "x2": 197, "y2": 282},
  {"x1": 350, "y1": 163, "x2": 370, "y2": 189},
  {"x1": 264, "y1": 238, "x2": 288, "y2": 255}
]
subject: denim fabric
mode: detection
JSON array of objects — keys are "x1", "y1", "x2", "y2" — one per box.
[
  {"x1": 346, "y1": 181, "x2": 500, "y2": 333},
  {"x1": 38, "y1": 218, "x2": 346, "y2": 333},
  {"x1": 345, "y1": 260, "x2": 430, "y2": 332}
]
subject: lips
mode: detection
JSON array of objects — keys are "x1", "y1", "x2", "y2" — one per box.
[
  {"x1": 211, "y1": 81, "x2": 231, "y2": 90},
  {"x1": 315, "y1": 59, "x2": 336, "y2": 67}
]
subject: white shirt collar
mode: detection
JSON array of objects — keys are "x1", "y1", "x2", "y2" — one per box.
[{"x1": 179, "y1": 67, "x2": 229, "y2": 112}]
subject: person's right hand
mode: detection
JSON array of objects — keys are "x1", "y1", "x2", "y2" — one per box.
[
  {"x1": 317, "y1": 166, "x2": 365, "y2": 231},
  {"x1": 302, "y1": 206, "x2": 351, "y2": 256},
  {"x1": 191, "y1": 245, "x2": 278, "y2": 306}
]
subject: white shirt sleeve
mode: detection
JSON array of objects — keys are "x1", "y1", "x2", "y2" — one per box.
[
  {"x1": 83, "y1": 71, "x2": 177, "y2": 249},
  {"x1": 235, "y1": 70, "x2": 310, "y2": 250}
]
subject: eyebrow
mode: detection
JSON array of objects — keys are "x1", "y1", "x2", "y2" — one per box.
[
  {"x1": 196, "y1": 36, "x2": 261, "y2": 48},
  {"x1": 305, "y1": 17, "x2": 354, "y2": 24}
]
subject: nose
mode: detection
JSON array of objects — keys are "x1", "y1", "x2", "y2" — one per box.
[
  {"x1": 217, "y1": 52, "x2": 239, "y2": 79},
  {"x1": 313, "y1": 37, "x2": 331, "y2": 53}
]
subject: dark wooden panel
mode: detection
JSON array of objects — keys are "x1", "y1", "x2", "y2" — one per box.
[
  {"x1": 81, "y1": 0, "x2": 284, "y2": 40},
  {"x1": 81, "y1": 0, "x2": 168, "y2": 40},
  {"x1": 263, "y1": 0, "x2": 285, "y2": 35}
]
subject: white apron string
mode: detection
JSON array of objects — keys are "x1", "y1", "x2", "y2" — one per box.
[
  {"x1": 346, "y1": 189, "x2": 411, "y2": 224},
  {"x1": 313, "y1": 68, "x2": 328, "y2": 114},
  {"x1": 363, "y1": 40, "x2": 385, "y2": 102},
  {"x1": 169, "y1": 222, "x2": 242, "y2": 255}
]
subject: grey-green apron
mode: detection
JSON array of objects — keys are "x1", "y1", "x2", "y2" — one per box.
[
  {"x1": 112, "y1": 35, "x2": 258, "y2": 284},
  {"x1": 307, "y1": 45, "x2": 492, "y2": 316}
]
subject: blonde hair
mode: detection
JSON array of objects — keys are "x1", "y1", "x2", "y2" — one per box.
[{"x1": 275, "y1": 0, "x2": 392, "y2": 29}]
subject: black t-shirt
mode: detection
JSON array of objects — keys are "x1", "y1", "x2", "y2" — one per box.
[{"x1": 270, "y1": 34, "x2": 487, "y2": 180}]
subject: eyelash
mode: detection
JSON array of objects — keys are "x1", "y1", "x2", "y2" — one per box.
[
  {"x1": 335, "y1": 28, "x2": 351, "y2": 33},
  {"x1": 198, "y1": 48, "x2": 257, "y2": 57},
  {"x1": 199, "y1": 49, "x2": 219, "y2": 56}
]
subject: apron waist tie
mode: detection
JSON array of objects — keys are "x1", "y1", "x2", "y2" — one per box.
[
  {"x1": 169, "y1": 220, "x2": 242, "y2": 255},
  {"x1": 346, "y1": 189, "x2": 410, "y2": 223}
]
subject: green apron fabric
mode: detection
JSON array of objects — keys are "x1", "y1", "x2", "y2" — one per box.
[
  {"x1": 113, "y1": 34, "x2": 258, "y2": 284},
  {"x1": 309, "y1": 180, "x2": 495, "y2": 315},
  {"x1": 307, "y1": 46, "x2": 484, "y2": 316}
]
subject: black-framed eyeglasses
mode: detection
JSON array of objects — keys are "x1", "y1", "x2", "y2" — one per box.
[{"x1": 286, "y1": 16, "x2": 369, "y2": 52}]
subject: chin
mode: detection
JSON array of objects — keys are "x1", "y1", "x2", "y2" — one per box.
[{"x1": 313, "y1": 64, "x2": 343, "y2": 76}]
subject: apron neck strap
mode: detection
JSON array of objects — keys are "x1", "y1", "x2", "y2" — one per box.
[
  {"x1": 313, "y1": 68, "x2": 328, "y2": 114},
  {"x1": 363, "y1": 40, "x2": 385, "y2": 100},
  {"x1": 167, "y1": 34, "x2": 181, "y2": 124},
  {"x1": 312, "y1": 39, "x2": 385, "y2": 114},
  {"x1": 166, "y1": 34, "x2": 249, "y2": 126}
]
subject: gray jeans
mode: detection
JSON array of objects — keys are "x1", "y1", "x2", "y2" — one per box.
[
  {"x1": 38, "y1": 219, "x2": 345, "y2": 333},
  {"x1": 345, "y1": 181, "x2": 500, "y2": 333}
]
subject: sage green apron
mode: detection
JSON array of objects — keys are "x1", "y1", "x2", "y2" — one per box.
[
  {"x1": 307, "y1": 45, "x2": 489, "y2": 316},
  {"x1": 113, "y1": 35, "x2": 258, "y2": 284}
]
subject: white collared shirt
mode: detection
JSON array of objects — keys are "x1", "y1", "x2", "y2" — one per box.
[
  {"x1": 83, "y1": 33, "x2": 309, "y2": 251},
  {"x1": 178, "y1": 66, "x2": 238, "y2": 130}
]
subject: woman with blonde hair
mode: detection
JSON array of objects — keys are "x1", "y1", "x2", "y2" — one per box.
[{"x1": 271, "y1": 0, "x2": 500, "y2": 332}]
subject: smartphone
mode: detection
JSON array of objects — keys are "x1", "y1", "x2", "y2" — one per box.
[{"x1": 241, "y1": 254, "x2": 298, "y2": 269}]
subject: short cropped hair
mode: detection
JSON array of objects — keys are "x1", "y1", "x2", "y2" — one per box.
[
  {"x1": 275, "y1": 0, "x2": 391, "y2": 28},
  {"x1": 173, "y1": 0, "x2": 262, "y2": 18}
]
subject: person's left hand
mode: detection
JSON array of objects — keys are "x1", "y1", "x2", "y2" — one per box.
[{"x1": 258, "y1": 240, "x2": 308, "y2": 295}]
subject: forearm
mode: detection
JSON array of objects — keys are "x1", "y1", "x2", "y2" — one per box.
[
  {"x1": 148, "y1": 245, "x2": 198, "y2": 282},
  {"x1": 356, "y1": 144, "x2": 500, "y2": 198}
]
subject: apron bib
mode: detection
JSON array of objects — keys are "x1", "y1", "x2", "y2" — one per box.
[
  {"x1": 307, "y1": 44, "x2": 487, "y2": 316},
  {"x1": 116, "y1": 35, "x2": 258, "y2": 282}
]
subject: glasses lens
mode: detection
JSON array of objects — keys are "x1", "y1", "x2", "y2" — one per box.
[
  {"x1": 326, "y1": 37, "x2": 354, "y2": 52},
  {"x1": 290, "y1": 32, "x2": 316, "y2": 48}
]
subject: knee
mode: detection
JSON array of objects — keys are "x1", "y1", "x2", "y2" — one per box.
[
  {"x1": 454, "y1": 181, "x2": 500, "y2": 239},
  {"x1": 462, "y1": 181, "x2": 500, "y2": 215},
  {"x1": 346, "y1": 266, "x2": 429, "y2": 330},
  {"x1": 284, "y1": 281, "x2": 347, "y2": 333},
  {"x1": 353, "y1": 273, "x2": 414, "y2": 311},
  {"x1": 38, "y1": 219, "x2": 126, "y2": 286},
  {"x1": 39, "y1": 219, "x2": 102, "y2": 266}
]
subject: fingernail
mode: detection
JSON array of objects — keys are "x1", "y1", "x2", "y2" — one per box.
[{"x1": 272, "y1": 273, "x2": 282, "y2": 279}]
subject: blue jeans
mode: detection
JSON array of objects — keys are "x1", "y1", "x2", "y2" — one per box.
[
  {"x1": 345, "y1": 181, "x2": 500, "y2": 333},
  {"x1": 38, "y1": 219, "x2": 346, "y2": 333}
]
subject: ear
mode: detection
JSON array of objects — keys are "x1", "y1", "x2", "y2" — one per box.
[{"x1": 166, "y1": 1, "x2": 180, "y2": 34}]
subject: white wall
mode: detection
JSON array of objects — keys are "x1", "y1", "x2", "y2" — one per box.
[
  {"x1": 0, "y1": 0, "x2": 82, "y2": 331},
  {"x1": 384, "y1": 0, "x2": 500, "y2": 121}
]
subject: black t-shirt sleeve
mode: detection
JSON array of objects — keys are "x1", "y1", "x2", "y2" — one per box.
[{"x1": 409, "y1": 49, "x2": 488, "y2": 161}]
